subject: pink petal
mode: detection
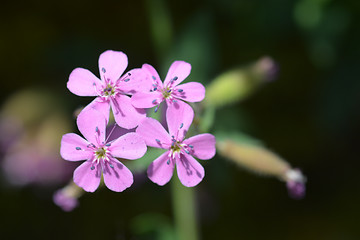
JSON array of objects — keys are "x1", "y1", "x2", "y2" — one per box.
[
  {"x1": 117, "y1": 68, "x2": 154, "y2": 94},
  {"x1": 164, "y1": 61, "x2": 191, "y2": 87},
  {"x1": 67, "y1": 68, "x2": 101, "y2": 96},
  {"x1": 142, "y1": 63, "x2": 163, "y2": 86},
  {"x1": 83, "y1": 97, "x2": 111, "y2": 123},
  {"x1": 111, "y1": 94, "x2": 146, "y2": 129},
  {"x1": 176, "y1": 154, "x2": 204, "y2": 187},
  {"x1": 60, "y1": 133, "x2": 93, "y2": 161},
  {"x1": 131, "y1": 91, "x2": 163, "y2": 108},
  {"x1": 109, "y1": 132, "x2": 147, "y2": 160},
  {"x1": 183, "y1": 133, "x2": 216, "y2": 160},
  {"x1": 136, "y1": 117, "x2": 171, "y2": 148},
  {"x1": 166, "y1": 101, "x2": 194, "y2": 140},
  {"x1": 102, "y1": 159, "x2": 133, "y2": 192},
  {"x1": 147, "y1": 151, "x2": 174, "y2": 186},
  {"x1": 173, "y1": 82, "x2": 205, "y2": 102},
  {"x1": 98, "y1": 50, "x2": 128, "y2": 82},
  {"x1": 73, "y1": 161, "x2": 101, "y2": 192},
  {"x1": 77, "y1": 108, "x2": 106, "y2": 145}
]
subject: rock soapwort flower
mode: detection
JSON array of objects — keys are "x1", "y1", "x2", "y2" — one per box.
[
  {"x1": 131, "y1": 61, "x2": 205, "y2": 112},
  {"x1": 60, "y1": 108, "x2": 147, "y2": 192},
  {"x1": 136, "y1": 103, "x2": 216, "y2": 187},
  {"x1": 67, "y1": 50, "x2": 150, "y2": 129}
]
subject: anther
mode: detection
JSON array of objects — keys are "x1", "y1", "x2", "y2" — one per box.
[
  {"x1": 95, "y1": 126, "x2": 99, "y2": 133},
  {"x1": 167, "y1": 159, "x2": 170, "y2": 165},
  {"x1": 93, "y1": 82, "x2": 96, "y2": 86},
  {"x1": 180, "y1": 123, "x2": 184, "y2": 129},
  {"x1": 124, "y1": 78, "x2": 130, "y2": 82},
  {"x1": 155, "y1": 139, "x2": 161, "y2": 143},
  {"x1": 153, "y1": 87, "x2": 157, "y2": 91},
  {"x1": 90, "y1": 166, "x2": 95, "y2": 170},
  {"x1": 189, "y1": 145, "x2": 194, "y2": 148},
  {"x1": 102, "y1": 67, "x2": 106, "y2": 73},
  {"x1": 152, "y1": 76, "x2": 156, "y2": 80},
  {"x1": 184, "y1": 150, "x2": 190, "y2": 154},
  {"x1": 173, "y1": 76, "x2": 178, "y2": 81},
  {"x1": 154, "y1": 106, "x2": 159, "y2": 113},
  {"x1": 128, "y1": 72, "x2": 132, "y2": 76},
  {"x1": 76, "y1": 147, "x2": 81, "y2": 150},
  {"x1": 172, "y1": 99, "x2": 177, "y2": 103},
  {"x1": 109, "y1": 164, "x2": 114, "y2": 169},
  {"x1": 152, "y1": 99, "x2": 157, "y2": 104},
  {"x1": 177, "y1": 89, "x2": 183, "y2": 92},
  {"x1": 105, "y1": 143, "x2": 111, "y2": 147}
]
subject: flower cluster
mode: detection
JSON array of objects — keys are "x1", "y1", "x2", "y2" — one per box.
[{"x1": 61, "y1": 50, "x2": 216, "y2": 192}]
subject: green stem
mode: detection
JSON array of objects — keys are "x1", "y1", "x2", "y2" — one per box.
[{"x1": 171, "y1": 175, "x2": 199, "y2": 240}]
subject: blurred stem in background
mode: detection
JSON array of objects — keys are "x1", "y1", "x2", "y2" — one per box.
[{"x1": 146, "y1": 1, "x2": 199, "y2": 240}]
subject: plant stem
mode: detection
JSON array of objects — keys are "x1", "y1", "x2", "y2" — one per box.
[{"x1": 171, "y1": 175, "x2": 199, "y2": 240}]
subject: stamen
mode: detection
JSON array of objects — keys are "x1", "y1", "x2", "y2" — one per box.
[{"x1": 75, "y1": 147, "x2": 81, "y2": 150}]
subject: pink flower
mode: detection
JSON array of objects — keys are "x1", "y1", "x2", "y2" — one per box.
[
  {"x1": 131, "y1": 61, "x2": 205, "y2": 112},
  {"x1": 67, "y1": 50, "x2": 150, "y2": 129},
  {"x1": 60, "y1": 108, "x2": 147, "y2": 192},
  {"x1": 136, "y1": 103, "x2": 216, "y2": 187}
]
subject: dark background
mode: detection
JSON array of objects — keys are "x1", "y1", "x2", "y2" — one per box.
[{"x1": 1, "y1": 0, "x2": 359, "y2": 239}]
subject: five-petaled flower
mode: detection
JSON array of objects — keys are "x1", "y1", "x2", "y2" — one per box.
[
  {"x1": 136, "y1": 103, "x2": 216, "y2": 187},
  {"x1": 60, "y1": 108, "x2": 147, "y2": 192},
  {"x1": 131, "y1": 61, "x2": 205, "y2": 113},
  {"x1": 67, "y1": 50, "x2": 151, "y2": 129}
]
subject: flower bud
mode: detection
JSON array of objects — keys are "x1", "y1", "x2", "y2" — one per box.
[
  {"x1": 53, "y1": 182, "x2": 84, "y2": 212},
  {"x1": 217, "y1": 139, "x2": 306, "y2": 199},
  {"x1": 204, "y1": 56, "x2": 278, "y2": 108}
]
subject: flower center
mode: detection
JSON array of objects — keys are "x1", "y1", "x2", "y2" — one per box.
[
  {"x1": 170, "y1": 141, "x2": 182, "y2": 153},
  {"x1": 102, "y1": 84, "x2": 115, "y2": 97},
  {"x1": 95, "y1": 147, "x2": 107, "y2": 160},
  {"x1": 162, "y1": 87, "x2": 172, "y2": 99}
]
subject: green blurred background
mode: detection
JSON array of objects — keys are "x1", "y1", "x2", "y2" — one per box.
[{"x1": 1, "y1": 0, "x2": 359, "y2": 239}]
